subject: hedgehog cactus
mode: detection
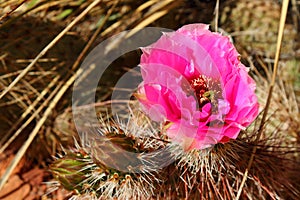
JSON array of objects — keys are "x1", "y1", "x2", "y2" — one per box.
[
  {"x1": 50, "y1": 126, "x2": 157, "y2": 200},
  {"x1": 50, "y1": 111, "x2": 300, "y2": 199},
  {"x1": 50, "y1": 147, "x2": 97, "y2": 193},
  {"x1": 48, "y1": 21, "x2": 300, "y2": 199}
]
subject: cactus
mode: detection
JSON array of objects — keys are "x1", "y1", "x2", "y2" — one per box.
[
  {"x1": 50, "y1": 146, "x2": 154, "y2": 200},
  {"x1": 49, "y1": 100, "x2": 300, "y2": 199},
  {"x1": 50, "y1": 105, "x2": 165, "y2": 199},
  {"x1": 50, "y1": 127, "x2": 158, "y2": 199}
]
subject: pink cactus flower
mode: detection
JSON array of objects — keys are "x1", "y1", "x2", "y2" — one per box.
[{"x1": 137, "y1": 24, "x2": 259, "y2": 151}]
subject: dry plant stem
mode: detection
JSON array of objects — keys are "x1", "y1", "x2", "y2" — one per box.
[
  {"x1": 0, "y1": 1, "x2": 118, "y2": 184},
  {"x1": 0, "y1": 70, "x2": 55, "y2": 80},
  {"x1": 21, "y1": 79, "x2": 40, "y2": 98},
  {"x1": 0, "y1": 68, "x2": 83, "y2": 191},
  {"x1": 0, "y1": 0, "x2": 117, "y2": 185},
  {"x1": 214, "y1": 0, "x2": 219, "y2": 31},
  {"x1": 71, "y1": 0, "x2": 119, "y2": 71},
  {"x1": 184, "y1": 166, "x2": 189, "y2": 200},
  {"x1": 291, "y1": 0, "x2": 299, "y2": 29},
  {"x1": 0, "y1": 76, "x2": 60, "y2": 152},
  {"x1": 0, "y1": 80, "x2": 28, "y2": 110},
  {"x1": 126, "y1": 10, "x2": 168, "y2": 38},
  {"x1": 30, "y1": 0, "x2": 81, "y2": 14},
  {"x1": 137, "y1": 0, "x2": 160, "y2": 12},
  {"x1": 0, "y1": 80, "x2": 64, "y2": 188},
  {"x1": 0, "y1": 0, "x2": 102, "y2": 100},
  {"x1": 0, "y1": 1, "x2": 49, "y2": 30},
  {"x1": 100, "y1": 0, "x2": 161, "y2": 37},
  {"x1": 0, "y1": 0, "x2": 27, "y2": 22},
  {"x1": 16, "y1": 58, "x2": 59, "y2": 63},
  {"x1": 123, "y1": 0, "x2": 181, "y2": 38},
  {"x1": 142, "y1": 0, "x2": 179, "y2": 19},
  {"x1": 235, "y1": 0, "x2": 290, "y2": 199}
]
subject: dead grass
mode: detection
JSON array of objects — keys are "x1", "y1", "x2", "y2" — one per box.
[{"x1": 0, "y1": 0, "x2": 299, "y2": 199}]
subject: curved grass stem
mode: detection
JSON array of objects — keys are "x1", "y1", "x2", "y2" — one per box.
[
  {"x1": 235, "y1": 0, "x2": 290, "y2": 199},
  {"x1": 0, "y1": 0, "x2": 102, "y2": 100},
  {"x1": 0, "y1": 0, "x2": 120, "y2": 192}
]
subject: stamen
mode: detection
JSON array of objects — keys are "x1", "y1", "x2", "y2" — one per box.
[{"x1": 188, "y1": 75, "x2": 222, "y2": 111}]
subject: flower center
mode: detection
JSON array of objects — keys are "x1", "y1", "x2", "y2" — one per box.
[
  {"x1": 190, "y1": 76, "x2": 210, "y2": 107},
  {"x1": 188, "y1": 75, "x2": 221, "y2": 111}
]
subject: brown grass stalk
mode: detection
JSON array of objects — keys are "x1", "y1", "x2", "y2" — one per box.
[
  {"x1": 0, "y1": 0, "x2": 102, "y2": 100},
  {"x1": 236, "y1": 0, "x2": 291, "y2": 196}
]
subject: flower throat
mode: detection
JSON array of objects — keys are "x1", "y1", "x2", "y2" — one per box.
[{"x1": 189, "y1": 75, "x2": 221, "y2": 111}]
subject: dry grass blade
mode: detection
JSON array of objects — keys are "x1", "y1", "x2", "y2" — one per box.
[
  {"x1": 0, "y1": 0, "x2": 27, "y2": 22},
  {"x1": 70, "y1": 0, "x2": 119, "y2": 71},
  {"x1": 0, "y1": 1, "x2": 120, "y2": 190},
  {"x1": 235, "y1": 0, "x2": 290, "y2": 199},
  {"x1": 214, "y1": 0, "x2": 220, "y2": 31},
  {"x1": 0, "y1": 76, "x2": 60, "y2": 153},
  {"x1": 291, "y1": 0, "x2": 299, "y2": 29},
  {"x1": 126, "y1": 0, "x2": 181, "y2": 38},
  {"x1": 126, "y1": 10, "x2": 168, "y2": 38},
  {"x1": 0, "y1": 67, "x2": 83, "y2": 191},
  {"x1": 0, "y1": 0, "x2": 49, "y2": 29},
  {"x1": 135, "y1": 0, "x2": 160, "y2": 13},
  {"x1": 0, "y1": 0, "x2": 297, "y2": 198},
  {"x1": 0, "y1": 0, "x2": 102, "y2": 100},
  {"x1": 0, "y1": 79, "x2": 28, "y2": 110},
  {"x1": 101, "y1": 0, "x2": 182, "y2": 38},
  {"x1": 0, "y1": 81, "x2": 64, "y2": 190}
]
